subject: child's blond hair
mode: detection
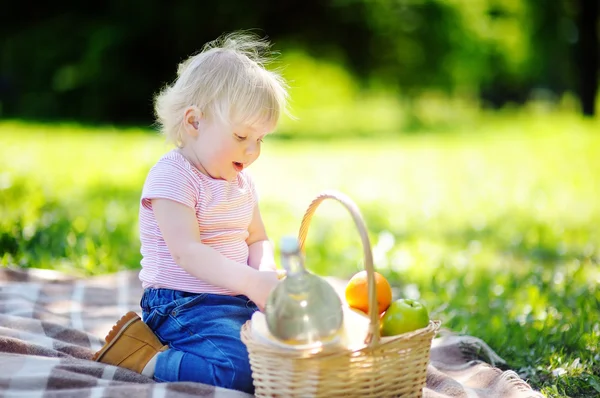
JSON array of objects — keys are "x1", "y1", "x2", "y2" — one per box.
[{"x1": 154, "y1": 31, "x2": 289, "y2": 147}]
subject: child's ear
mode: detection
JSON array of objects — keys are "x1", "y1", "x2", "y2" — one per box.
[{"x1": 183, "y1": 106, "x2": 203, "y2": 137}]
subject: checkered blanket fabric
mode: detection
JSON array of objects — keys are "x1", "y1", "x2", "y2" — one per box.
[{"x1": 0, "y1": 267, "x2": 544, "y2": 398}]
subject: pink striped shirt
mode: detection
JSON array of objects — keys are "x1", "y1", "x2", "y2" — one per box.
[{"x1": 138, "y1": 150, "x2": 257, "y2": 295}]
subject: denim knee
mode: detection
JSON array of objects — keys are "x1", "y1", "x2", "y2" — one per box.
[{"x1": 139, "y1": 289, "x2": 258, "y2": 394}]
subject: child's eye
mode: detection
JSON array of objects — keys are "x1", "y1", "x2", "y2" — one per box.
[
  {"x1": 258, "y1": 137, "x2": 264, "y2": 143},
  {"x1": 234, "y1": 134, "x2": 247, "y2": 141}
]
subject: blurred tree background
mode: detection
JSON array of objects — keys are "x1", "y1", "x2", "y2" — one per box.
[{"x1": 0, "y1": 0, "x2": 597, "y2": 129}]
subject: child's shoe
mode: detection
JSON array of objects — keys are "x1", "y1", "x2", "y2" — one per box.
[{"x1": 93, "y1": 311, "x2": 168, "y2": 374}]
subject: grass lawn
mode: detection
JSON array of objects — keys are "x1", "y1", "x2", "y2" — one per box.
[{"x1": 1, "y1": 114, "x2": 599, "y2": 397}]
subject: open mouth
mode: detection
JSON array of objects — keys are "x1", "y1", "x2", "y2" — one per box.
[{"x1": 233, "y1": 162, "x2": 244, "y2": 172}]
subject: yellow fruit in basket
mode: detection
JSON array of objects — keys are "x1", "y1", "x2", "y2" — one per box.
[
  {"x1": 344, "y1": 271, "x2": 392, "y2": 315},
  {"x1": 341, "y1": 305, "x2": 371, "y2": 349},
  {"x1": 380, "y1": 298, "x2": 429, "y2": 336}
]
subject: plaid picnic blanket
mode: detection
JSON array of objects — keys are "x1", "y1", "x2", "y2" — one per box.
[{"x1": 0, "y1": 267, "x2": 545, "y2": 398}]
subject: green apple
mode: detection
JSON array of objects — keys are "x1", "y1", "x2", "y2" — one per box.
[{"x1": 380, "y1": 298, "x2": 429, "y2": 336}]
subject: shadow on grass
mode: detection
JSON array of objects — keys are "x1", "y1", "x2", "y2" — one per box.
[
  {"x1": 1, "y1": 180, "x2": 143, "y2": 275},
  {"x1": 3, "y1": 178, "x2": 597, "y2": 277}
]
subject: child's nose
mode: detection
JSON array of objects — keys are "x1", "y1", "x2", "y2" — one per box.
[{"x1": 245, "y1": 141, "x2": 260, "y2": 156}]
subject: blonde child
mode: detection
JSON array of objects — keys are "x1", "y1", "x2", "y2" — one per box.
[{"x1": 93, "y1": 31, "x2": 288, "y2": 394}]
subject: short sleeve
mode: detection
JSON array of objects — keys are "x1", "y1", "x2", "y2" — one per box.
[{"x1": 141, "y1": 159, "x2": 199, "y2": 210}]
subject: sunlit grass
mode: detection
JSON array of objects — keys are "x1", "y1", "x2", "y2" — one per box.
[{"x1": 1, "y1": 114, "x2": 599, "y2": 397}]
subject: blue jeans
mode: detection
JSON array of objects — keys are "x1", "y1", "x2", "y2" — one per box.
[{"x1": 140, "y1": 288, "x2": 259, "y2": 394}]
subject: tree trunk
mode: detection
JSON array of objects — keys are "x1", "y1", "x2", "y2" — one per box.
[{"x1": 578, "y1": 0, "x2": 598, "y2": 116}]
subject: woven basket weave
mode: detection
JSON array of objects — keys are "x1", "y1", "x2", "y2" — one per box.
[{"x1": 241, "y1": 190, "x2": 440, "y2": 397}]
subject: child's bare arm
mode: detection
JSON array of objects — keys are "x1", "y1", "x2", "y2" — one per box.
[
  {"x1": 152, "y1": 198, "x2": 278, "y2": 308},
  {"x1": 246, "y1": 203, "x2": 277, "y2": 272}
]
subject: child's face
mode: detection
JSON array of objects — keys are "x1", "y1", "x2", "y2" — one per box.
[{"x1": 191, "y1": 119, "x2": 273, "y2": 181}]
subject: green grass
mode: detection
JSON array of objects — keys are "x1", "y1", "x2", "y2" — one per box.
[{"x1": 1, "y1": 114, "x2": 599, "y2": 397}]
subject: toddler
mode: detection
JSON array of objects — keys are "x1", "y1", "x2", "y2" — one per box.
[{"x1": 93, "y1": 31, "x2": 289, "y2": 395}]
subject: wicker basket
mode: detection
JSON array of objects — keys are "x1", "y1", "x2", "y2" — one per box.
[{"x1": 241, "y1": 190, "x2": 440, "y2": 397}]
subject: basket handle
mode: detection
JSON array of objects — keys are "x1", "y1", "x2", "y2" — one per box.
[{"x1": 297, "y1": 190, "x2": 380, "y2": 347}]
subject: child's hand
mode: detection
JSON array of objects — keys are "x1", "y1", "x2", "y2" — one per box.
[
  {"x1": 246, "y1": 270, "x2": 280, "y2": 311},
  {"x1": 276, "y1": 269, "x2": 287, "y2": 280}
]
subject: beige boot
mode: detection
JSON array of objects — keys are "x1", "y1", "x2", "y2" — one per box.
[{"x1": 93, "y1": 311, "x2": 168, "y2": 374}]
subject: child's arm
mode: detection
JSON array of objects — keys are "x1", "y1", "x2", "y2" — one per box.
[
  {"x1": 246, "y1": 203, "x2": 277, "y2": 272},
  {"x1": 152, "y1": 198, "x2": 279, "y2": 309}
]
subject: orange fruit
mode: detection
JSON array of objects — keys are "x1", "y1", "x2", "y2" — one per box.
[{"x1": 344, "y1": 270, "x2": 393, "y2": 315}]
